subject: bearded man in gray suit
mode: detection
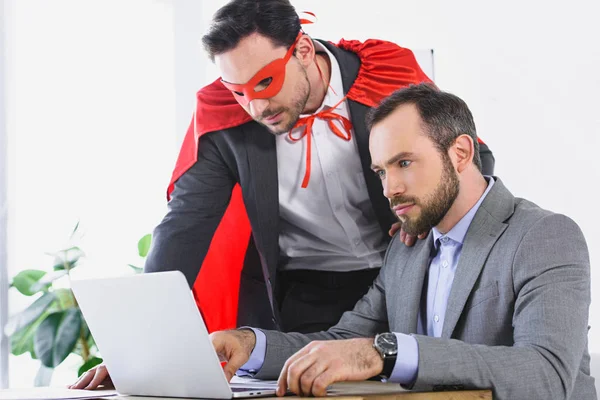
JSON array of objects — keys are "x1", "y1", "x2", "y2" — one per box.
[{"x1": 215, "y1": 83, "x2": 596, "y2": 399}]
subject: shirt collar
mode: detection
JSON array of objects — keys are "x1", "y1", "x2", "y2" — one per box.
[
  {"x1": 432, "y1": 176, "x2": 495, "y2": 246},
  {"x1": 299, "y1": 41, "x2": 344, "y2": 117}
]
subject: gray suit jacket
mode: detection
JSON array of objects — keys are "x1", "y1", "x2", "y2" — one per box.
[{"x1": 257, "y1": 178, "x2": 596, "y2": 400}]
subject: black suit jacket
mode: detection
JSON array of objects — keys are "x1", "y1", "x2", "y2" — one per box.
[{"x1": 145, "y1": 40, "x2": 495, "y2": 330}]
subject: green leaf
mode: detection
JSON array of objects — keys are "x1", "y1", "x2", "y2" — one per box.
[
  {"x1": 78, "y1": 357, "x2": 103, "y2": 377},
  {"x1": 70, "y1": 221, "x2": 80, "y2": 239},
  {"x1": 29, "y1": 270, "x2": 69, "y2": 293},
  {"x1": 73, "y1": 321, "x2": 95, "y2": 358},
  {"x1": 34, "y1": 364, "x2": 54, "y2": 387},
  {"x1": 82, "y1": 320, "x2": 91, "y2": 340},
  {"x1": 34, "y1": 309, "x2": 82, "y2": 368},
  {"x1": 52, "y1": 257, "x2": 81, "y2": 272},
  {"x1": 48, "y1": 246, "x2": 82, "y2": 257},
  {"x1": 127, "y1": 264, "x2": 143, "y2": 274},
  {"x1": 87, "y1": 333, "x2": 97, "y2": 351},
  {"x1": 10, "y1": 310, "x2": 51, "y2": 358},
  {"x1": 52, "y1": 260, "x2": 74, "y2": 271},
  {"x1": 5, "y1": 292, "x2": 56, "y2": 336},
  {"x1": 53, "y1": 288, "x2": 76, "y2": 310},
  {"x1": 10, "y1": 322, "x2": 36, "y2": 356},
  {"x1": 12, "y1": 270, "x2": 48, "y2": 296},
  {"x1": 50, "y1": 246, "x2": 85, "y2": 271},
  {"x1": 137, "y1": 234, "x2": 152, "y2": 257}
]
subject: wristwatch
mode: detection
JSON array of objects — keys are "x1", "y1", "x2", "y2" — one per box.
[{"x1": 373, "y1": 332, "x2": 398, "y2": 379}]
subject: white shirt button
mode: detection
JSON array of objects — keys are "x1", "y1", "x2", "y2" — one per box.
[
  {"x1": 434, "y1": 315, "x2": 440, "y2": 323},
  {"x1": 442, "y1": 260, "x2": 449, "y2": 268},
  {"x1": 353, "y1": 238, "x2": 361, "y2": 246}
]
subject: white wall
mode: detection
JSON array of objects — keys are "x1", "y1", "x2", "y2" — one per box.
[
  {"x1": 172, "y1": 0, "x2": 205, "y2": 146},
  {"x1": 177, "y1": 0, "x2": 600, "y2": 352},
  {"x1": 5, "y1": 0, "x2": 179, "y2": 387}
]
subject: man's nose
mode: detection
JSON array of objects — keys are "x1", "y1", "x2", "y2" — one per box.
[
  {"x1": 248, "y1": 99, "x2": 269, "y2": 119},
  {"x1": 383, "y1": 173, "x2": 406, "y2": 200}
]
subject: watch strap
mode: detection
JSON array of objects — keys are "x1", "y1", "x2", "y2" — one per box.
[{"x1": 381, "y1": 354, "x2": 397, "y2": 379}]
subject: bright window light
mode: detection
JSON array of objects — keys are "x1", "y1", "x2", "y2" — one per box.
[{"x1": 6, "y1": 0, "x2": 178, "y2": 387}]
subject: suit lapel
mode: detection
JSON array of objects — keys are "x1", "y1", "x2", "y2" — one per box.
[
  {"x1": 242, "y1": 122, "x2": 280, "y2": 285},
  {"x1": 394, "y1": 236, "x2": 434, "y2": 334},
  {"x1": 441, "y1": 180, "x2": 513, "y2": 338}
]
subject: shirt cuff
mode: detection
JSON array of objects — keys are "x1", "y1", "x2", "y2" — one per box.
[
  {"x1": 236, "y1": 328, "x2": 266, "y2": 377},
  {"x1": 388, "y1": 333, "x2": 419, "y2": 385}
]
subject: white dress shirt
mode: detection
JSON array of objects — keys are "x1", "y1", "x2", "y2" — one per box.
[{"x1": 276, "y1": 42, "x2": 388, "y2": 272}]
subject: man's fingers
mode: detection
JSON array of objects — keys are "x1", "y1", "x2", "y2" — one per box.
[
  {"x1": 210, "y1": 331, "x2": 252, "y2": 381},
  {"x1": 210, "y1": 333, "x2": 229, "y2": 362},
  {"x1": 276, "y1": 364, "x2": 288, "y2": 397},
  {"x1": 389, "y1": 222, "x2": 402, "y2": 237},
  {"x1": 311, "y1": 369, "x2": 338, "y2": 397},
  {"x1": 300, "y1": 363, "x2": 328, "y2": 396},
  {"x1": 404, "y1": 233, "x2": 417, "y2": 247},
  {"x1": 277, "y1": 348, "x2": 310, "y2": 396},
  {"x1": 277, "y1": 359, "x2": 294, "y2": 397},
  {"x1": 286, "y1": 354, "x2": 319, "y2": 396},
  {"x1": 68, "y1": 369, "x2": 95, "y2": 389},
  {"x1": 418, "y1": 232, "x2": 428, "y2": 240},
  {"x1": 84, "y1": 365, "x2": 109, "y2": 390},
  {"x1": 222, "y1": 351, "x2": 249, "y2": 382}
]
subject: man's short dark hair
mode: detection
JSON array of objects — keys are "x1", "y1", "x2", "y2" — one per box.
[
  {"x1": 366, "y1": 83, "x2": 482, "y2": 171},
  {"x1": 202, "y1": 0, "x2": 301, "y2": 62}
]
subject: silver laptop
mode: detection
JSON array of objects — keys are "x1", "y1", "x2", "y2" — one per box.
[{"x1": 71, "y1": 271, "x2": 277, "y2": 399}]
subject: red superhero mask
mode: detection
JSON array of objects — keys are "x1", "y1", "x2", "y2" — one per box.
[{"x1": 220, "y1": 32, "x2": 303, "y2": 106}]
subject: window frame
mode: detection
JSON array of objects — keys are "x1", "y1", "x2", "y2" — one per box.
[{"x1": 0, "y1": 0, "x2": 11, "y2": 389}]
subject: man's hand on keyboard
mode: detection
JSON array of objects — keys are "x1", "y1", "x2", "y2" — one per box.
[{"x1": 210, "y1": 329, "x2": 257, "y2": 381}]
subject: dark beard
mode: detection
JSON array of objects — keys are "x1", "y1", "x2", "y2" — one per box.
[
  {"x1": 390, "y1": 153, "x2": 460, "y2": 236},
  {"x1": 259, "y1": 68, "x2": 310, "y2": 135}
]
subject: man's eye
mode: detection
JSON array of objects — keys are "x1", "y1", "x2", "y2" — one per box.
[
  {"x1": 399, "y1": 160, "x2": 412, "y2": 168},
  {"x1": 375, "y1": 170, "x2": 386, "y2": 179},
  {"x1": 255, "y1": 77, "x2": 273, "y2": 91}
]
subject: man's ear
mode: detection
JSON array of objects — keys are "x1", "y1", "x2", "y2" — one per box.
[
  {"x1": 452, "y1": 134, "x2": 476, "y2": 173},
  {"x1": 294, "y1": 35, "x2": 315, "y2": 68}
]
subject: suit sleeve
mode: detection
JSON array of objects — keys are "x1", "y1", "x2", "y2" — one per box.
[
  {"x1": 412, "y1": 214, "x2": 591, "y2": 400},
  {"x1": 253, "y1": 238, "x2": 394, "y2": 379},
  {"x1": 144, "y1": 132, "x2": 235, "y2": 287}
]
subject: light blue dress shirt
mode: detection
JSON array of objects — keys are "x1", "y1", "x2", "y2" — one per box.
[
  {"x1": 238, "y1": 177, "x2": 496, "y2": 384},
  {"x1": 238, "y1": 328, "x2": 267, "y2": 376}
]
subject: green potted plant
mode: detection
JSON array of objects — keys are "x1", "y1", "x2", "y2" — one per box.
[{"x1": 4, "y1": 224, "x2": 152, "y2": 386}]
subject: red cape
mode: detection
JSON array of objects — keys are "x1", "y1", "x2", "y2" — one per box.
[{"x1": 168, "y1": 39, "x2": 442, "y2": 332}]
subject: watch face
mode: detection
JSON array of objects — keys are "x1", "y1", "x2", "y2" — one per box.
[{"x1": 375, "y1": 333, "x2": 398, "y2": 356}]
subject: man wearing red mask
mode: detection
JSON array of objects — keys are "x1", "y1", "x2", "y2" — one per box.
[{"x1": 148, "y1": 0, "x2": 495, "y2": 336}]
